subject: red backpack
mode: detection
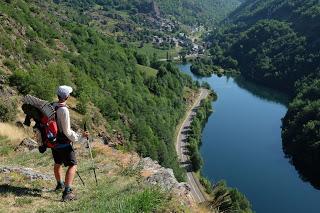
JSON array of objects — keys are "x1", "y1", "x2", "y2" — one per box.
[
  {"x1": 40, "y1": 112, "x2": 59, "y2": 148},
  {"x1": 22, "y1": 95, "x2": 70, "y2": 151}
]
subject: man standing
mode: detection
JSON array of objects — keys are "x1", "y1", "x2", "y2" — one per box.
[{"x1": 53, "y1": 85, "x2": 89, "y2": 201}]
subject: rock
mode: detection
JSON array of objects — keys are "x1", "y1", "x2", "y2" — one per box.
[
  {"x1": 0, "y1": 166, "x2": 53, "y2": 181},
  {"x1": 98, "y1": 132, "x2": 111, "y2": 145},
  {"x1": 16, "y1": 138, "x2": 38, "y2": 151},
  {"x1": 138, "y1": 157, "x2": 192, "y2": 201},
  {"x1": 0, "y1": 75, "x2": 5, "y2": 84},
  {"x1": 15, "y1": 121, "x2": 25, "y2": 129}
]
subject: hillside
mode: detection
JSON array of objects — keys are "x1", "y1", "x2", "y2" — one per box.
[
  {"x1": 154, "y1": 0, "x2": 242, "y2": 25},
  {"x1": 0, "y1": 0, "x2": 201, "y2": 182},
  {"x1": 58, "y1": 0, "x2": 242, "y2": 25},
  {"x1": 228, "y1": 0, "x2": 320, "y2": 42},
  {"x1": 205, "y1": 0, "x2": 320, "y2": 91},
  {"x1": 0, "y1": 122, "x2": 197, "y2": 212}
]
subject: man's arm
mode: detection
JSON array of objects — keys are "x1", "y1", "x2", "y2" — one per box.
[{"x1": 59, "y1": 107, "x2": 82, "y2": 143}]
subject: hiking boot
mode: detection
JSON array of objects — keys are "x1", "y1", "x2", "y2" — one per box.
[
  {"x1": 62, "y1": 189, "x2": 77, "y2": 202},
  {"x1": 54, "y1": 182, "x2": 64, "y2": 191}
]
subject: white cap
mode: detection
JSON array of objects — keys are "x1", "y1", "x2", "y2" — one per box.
[{"x1": 57, "y1": 85, "x2": 73, "y2": 100}]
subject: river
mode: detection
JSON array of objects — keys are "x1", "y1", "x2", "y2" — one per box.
[{"x1": 178, "y1": 63, "x2": 320, "y2": 213}]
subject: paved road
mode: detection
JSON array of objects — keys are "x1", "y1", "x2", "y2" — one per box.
[{"x1": 176, "y1": 88, "x2": 209, "y2": 203}]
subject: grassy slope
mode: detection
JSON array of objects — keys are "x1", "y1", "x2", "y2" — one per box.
[
  {"x1": 133, "y1": 43, "x2": 180, "y2": 59},
  {"x1": 136, "y1": 64, "x2": 158, "y2": 77}
]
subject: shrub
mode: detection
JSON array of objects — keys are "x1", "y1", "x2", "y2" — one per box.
[
  {"x1": 26, "y1": 42, "x2": 52, "y2": 62},
  {"x1": 0, "y1": 99, "x2": 17, "y2": 122},
  {"x1": 3, "y1": 59, "x2": 17, "y2": 71}
]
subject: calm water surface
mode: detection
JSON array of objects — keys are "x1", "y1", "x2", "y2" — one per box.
[{"x1": 178, "y1": 63, "x2": 320, "y2": 213}]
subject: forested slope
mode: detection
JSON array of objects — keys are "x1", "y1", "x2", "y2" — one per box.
[
  {"x1": 207, "y1": 0, "x2": 320, "y2": 91},
  {"x1": 155, "y1": 0, "x2": 241, "y2": 25},
  {"x1": 57, "y1": 0, "x2": 241, "y2": 25},
  {"x1": 0, "y1": 0, "x2": 198, "y2": 181}
]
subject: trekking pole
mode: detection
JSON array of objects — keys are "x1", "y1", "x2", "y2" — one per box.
[
  {"x1": 84, "y1": 123, "x2": 98, "y2": 185},
  {"x1": 76, "y1": 171, "x2": 85, "y2": 186}
]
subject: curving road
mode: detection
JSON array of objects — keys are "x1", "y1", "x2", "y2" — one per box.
[{"x1": 176, "y1": 88, "x2": 209, "y2": 203}]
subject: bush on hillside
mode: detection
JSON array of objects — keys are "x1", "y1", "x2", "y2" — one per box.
[{"x1": 0, "y1": 99, "x2": 17, "y2": 122}]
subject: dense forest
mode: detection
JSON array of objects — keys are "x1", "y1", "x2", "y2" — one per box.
[
  {"x1": 56, "y1": 0, "x2": 241, "y2": 25},
  {"x1": 154, "y1": 0, "x2": 241, "y2": 25},
  {"x1": 203, "y1": 0, "x2": 320, "y2": 186},
  {"x1": 0, "y1": 0, "x2": 202, "y2": 181}
]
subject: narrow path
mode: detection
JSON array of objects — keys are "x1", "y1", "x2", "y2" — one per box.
[{"x1": 176, "y1": 88, "x2": 209, "y2": 203}]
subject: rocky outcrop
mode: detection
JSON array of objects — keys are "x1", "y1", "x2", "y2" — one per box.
[
  {"x1": 139, "y1": 157, "x2": 194, "y2": 206},
  {"x1": 0, "y1": 166, "x2": 53, "y2": 181}
]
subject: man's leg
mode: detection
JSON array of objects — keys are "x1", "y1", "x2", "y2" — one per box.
[
  {"x1": 54, "y1": 164, "x2": 63, "y2": 182},
  {"x1": 62, "y1": 146, "x2": 78, "y2": 201},
  {"x1": 62, "y1": 165, "x2": 77, "y2": 201},
  {"x1": 54, "y1": 164, "x2": 64, "y2": 190},
  {"x1": 65, "y1": 165, "x2": 77, "y2": 188}
]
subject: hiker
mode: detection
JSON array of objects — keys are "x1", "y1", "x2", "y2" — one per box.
[{"x1": 53, "y1": 85, "x2": 89, "y2": 201}]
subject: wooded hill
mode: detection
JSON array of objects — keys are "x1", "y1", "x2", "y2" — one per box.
[
  {"x1": 57, "y1": 0, "x2": 241, "y2": 25},
  {"x1": 206, "y1": 0, "x2": 320, "y2": 91},
  {"x1": 154, "y1": 0, "x2": 241, "y2": 25}
]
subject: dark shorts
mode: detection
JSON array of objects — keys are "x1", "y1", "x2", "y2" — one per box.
[{"x1": 52, "y1": 145, "x2": 77, "y2": 167}]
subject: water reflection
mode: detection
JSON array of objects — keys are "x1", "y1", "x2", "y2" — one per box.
[
  {"x1": 282, "y1": 141, "x2": 320, "y2": 189},
  {"x1": 233, "y1": 75, "x2": 290, "y2": 106}
]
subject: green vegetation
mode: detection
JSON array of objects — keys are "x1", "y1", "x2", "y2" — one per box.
[
  {"x1": 59, "y1": 0, "x2": 241, "y2": 26},
  {"x1": 0, "y1": 136, "x2": 13, "y2": 156},
  {"x1": 206, "y1": 0, "x2": 320, "y2": 91},
  {"x1": 133, "y1": 43, "x2": 179, "y2": 60},
  {"x1": 206, "y1": 19, "x2": 314, "y2": 91},
  {"x1": 0, "y1": 0, "x2": 201, "y2": 181},
  {"x1": 41, "y1": 178, "x2": 169, "y2": 213},
  {"x1": 155, "y1": 0, "x2": 241, "y2": 25},
  {"x1": 190, "y1": 59, "x2": 214, "y2": 77},
  {"x1": 136, "y1": 64, "x2": 158, "y2": 78},
  {"x1": 282, "y1": 73, "x2": 320, "y2": 188},
  {"x1": 229, "y1": 0, "x2": 320, "y2": 41},
  {"x1": 208, "y1": 181, "x2": 252, "y2": 213},
  {"x1": 0, "y1": 97, "x2": 17, "y2": 122},
  {"x1": 190, "y1": 57, "x2": 235, "y2": 77}
]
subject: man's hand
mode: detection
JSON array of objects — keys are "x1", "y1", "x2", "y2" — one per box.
[{"x1": 82, "y1": 131, "x2": 90, "y2": 138}]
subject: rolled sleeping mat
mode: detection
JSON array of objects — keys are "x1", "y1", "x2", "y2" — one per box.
[{"x1": 22, "y1": 95, "x2": 55, "y2": 119}]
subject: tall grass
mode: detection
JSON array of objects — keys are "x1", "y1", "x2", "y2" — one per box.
[
  {"x1": 0, "y1": 123, "x2": 28, "y2": 145},
  {"x1": 39, "y1": 177, "x2": 169, "y2": 213}
]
